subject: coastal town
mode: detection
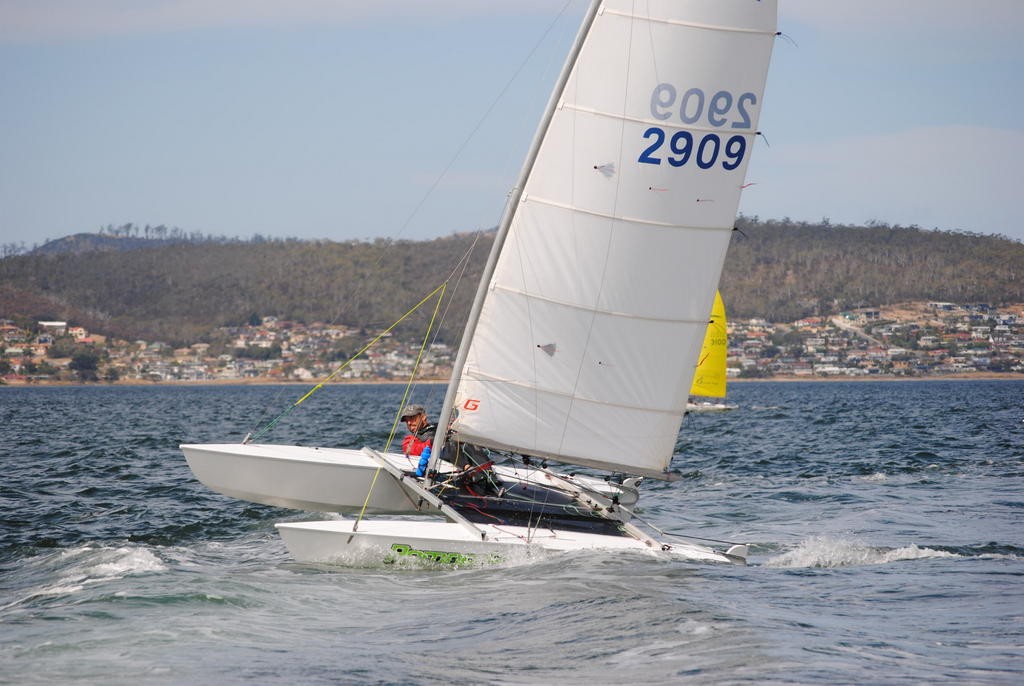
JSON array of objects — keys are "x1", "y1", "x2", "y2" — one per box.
[{"x1": 2, "y1": 301, "x2": 1023, "y2": 385}]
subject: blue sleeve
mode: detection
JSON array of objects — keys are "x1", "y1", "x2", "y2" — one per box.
[{"x1": 415, "y1": 445, "x2": 431, "y2": 477}]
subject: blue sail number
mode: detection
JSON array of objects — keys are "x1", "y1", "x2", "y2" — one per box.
[{"x1": 639, "y1": 129, "x2": 746, "y2": 170}]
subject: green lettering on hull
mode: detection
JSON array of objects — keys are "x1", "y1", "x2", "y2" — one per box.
[{"x1": 386, "y1": 543, "x2": 501, "y2": 566}]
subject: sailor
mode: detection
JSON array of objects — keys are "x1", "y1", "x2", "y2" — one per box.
[
  {"x1": 400, "y1": 404, "x2": 436, "y2": 476},
  {"x1": 400, "y1": 404, "x2": 492, "y2": 479}
]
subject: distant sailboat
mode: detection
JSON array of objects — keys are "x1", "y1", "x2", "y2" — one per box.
[
  {"x1": 687, "y1": 290, "x2": 738, "y2": 412},
  {"x1": 183, "y1": 0, "x2": 777, "y2": 567}
]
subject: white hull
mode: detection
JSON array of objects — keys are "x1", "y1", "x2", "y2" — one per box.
[
  {"x1": 686, "y1": 401, "x2": 738, "y2": 413},
  {"x1": 181, "y1": 443, "x2": 423, "y2": 514},
  {"x1": 275, "y1": 519, "x2": 746, "y2": 567},
  {"x1": 180, "y1": 443, "x2": 638, "y2": 514}
]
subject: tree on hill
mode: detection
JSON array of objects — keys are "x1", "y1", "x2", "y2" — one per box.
[{"x1": 69, "y1": 350, "x2": 101, "y2": 381}]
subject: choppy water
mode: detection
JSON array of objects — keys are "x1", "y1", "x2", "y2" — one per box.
[{"x1": 1, "y1": 381, "x2": 1022, "y2": 684}]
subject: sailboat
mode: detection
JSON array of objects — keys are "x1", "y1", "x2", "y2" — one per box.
[
  {"x1": 182, "y1": 0, "x2": 777, "y2": 567},
  {"x1": 687, "y1": 290, "x2": 738, "y2": 412}
]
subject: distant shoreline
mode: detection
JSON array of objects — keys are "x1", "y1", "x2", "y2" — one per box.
[
  {"x1": 730, "y1": 372, "x2": 1023, "y2": 383},
  {"x1": 2, "y1": 373, "x2": 1021, "y2": 388}
]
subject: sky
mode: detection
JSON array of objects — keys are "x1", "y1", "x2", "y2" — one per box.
[{"x1": 1, "y1": 0, "x2": 1022, "y2": 250}]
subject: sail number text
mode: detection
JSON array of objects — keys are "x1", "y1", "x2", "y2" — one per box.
[{"x1": 639, "y1": 84, "x2": 756, "y2": 170}]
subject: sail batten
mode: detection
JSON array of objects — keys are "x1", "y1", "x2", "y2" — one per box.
[
  {"x1": 600, "y1": 8, "x2": 778, "y2": 35},
  {"x1": 489, "y1": 282, "x2": 716, "y2": 325},
  {"x1": 560, "y1": 102, "x2": 764, "y2": 135},
  {"x1": 523, "y1": 194, "x2": 744, "y2": 230},
  {"x1": 454, "y1": 371, "x2": 689, "y2": 416},
  {"x1": 448, "y1": 0, "x2": 777, "y2": 477}
]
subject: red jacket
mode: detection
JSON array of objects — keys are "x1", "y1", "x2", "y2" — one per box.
[{"x1": 402, "y1": 433, "x2": 432, "y2": 456}]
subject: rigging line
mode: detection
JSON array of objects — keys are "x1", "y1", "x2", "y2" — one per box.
[
  {"x1": 526, "y1": 479, "x2": 558, "y2": 543},
  {"x1": 244, "y1": 383, "x2": 296, "y2": 444},
  {"x1": 355, "y1": 285, "x2": 447, "y2": 532},
  {"x1": 501, "y1": 456, "x2": 581, "y2": 501},
  {"x1": 489, "y1": 523, "x2": 531, "y2": 542},
  {"x1": 463, "y1": 501, "x2": 502, "y2": 523},
  {"x1": 382, "y1": 0, "x2": 578, "y2": 247},
  {"x1": 659, "y1": 530, "x2": 746, "y2": 547},
  {"x1": 643, "y1": 0, "x2": 661, "y2": 82},
  {"x1": 383, "y1": 282, "x2": 448, "y2": 455},
  {"x1": 353, "y1": 467, "x2": 385, "y2": 533},
  {"x1": 482, "y1": 457, "x2": 616, "y2": 509},
  {"x1": 620, "y1": 504, "x2": 744, "y2": 547},
  {"x1": 432, "y1": 232, "x2": 482, "y2": 339},
  {"x1": 326, "y1": 135, "x2": 479, "y2": 330},
  {"x1": 513, "y1": 468, "x2": 586, "y2": 502},
  {"x1": 416, "y1": 232, "x2": 484, "y2": 410},
  {"x1": 244, "y1": 282, "x2": 449, "y2": 443}
]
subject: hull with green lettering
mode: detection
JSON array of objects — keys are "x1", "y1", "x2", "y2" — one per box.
[{"x1": 275, "y1": 519, "x2": 745, "y2": 567}]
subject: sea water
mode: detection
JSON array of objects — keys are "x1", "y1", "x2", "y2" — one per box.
[{"x1": 1, "y1": 381, "x2": 1021, "y2": 685}]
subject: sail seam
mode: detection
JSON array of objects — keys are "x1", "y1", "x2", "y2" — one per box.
[
  {"x1": 522, "y1": 194, "x2": 735, "y2": 231},
  {"x1": 600, "y1": 9, "x2": 776, "y2": 36}
]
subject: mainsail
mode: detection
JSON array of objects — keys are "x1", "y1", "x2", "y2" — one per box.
[
  {"x1": 690, "y1": 290, "x2": 728, "y2": 399},
  {"x1": 444, "y1": 0, "x2": 777, "y2": 478}
]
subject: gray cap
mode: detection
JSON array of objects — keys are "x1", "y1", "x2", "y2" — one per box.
[{"x1": 400, "y1": 404, "x2": 425, "y2": 420}]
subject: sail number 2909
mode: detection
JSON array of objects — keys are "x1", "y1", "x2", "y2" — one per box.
[{"x1": 639, "y1": 83, "x2": 756, "y2": 170}]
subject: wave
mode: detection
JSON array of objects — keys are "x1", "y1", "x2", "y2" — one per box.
[
  {"x1": 0, "y1": 544, "x2": 166, "y2": 613},
  {"x1": 762, "y1": 536, "x2": 961, "y2": 568}
]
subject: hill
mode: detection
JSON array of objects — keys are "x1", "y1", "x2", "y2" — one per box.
[
  {"x1": 0, "y1": 233, "x2": 489, "y2": 345},
  {"x1": 722, "y1": 217, "x2": 1024, "y2": 321},
  {"x1": 1, "y1": 223, "x2": 222, "y2": 258},
  {"x1": 1, "y1": 218, "x2": 1022, "y2": 346},
  {"x1": 29, "y1": 232, "x2": 184, "y2": 256}
]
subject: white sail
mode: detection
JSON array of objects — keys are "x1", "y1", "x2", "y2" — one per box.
[{"x1": 449, "y1": 0, "x2": 777, "y2": 478}]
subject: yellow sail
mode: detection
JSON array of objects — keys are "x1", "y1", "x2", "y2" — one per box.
[{"x1": 689, "y1": 291, "x2": 728, "y2": 398}]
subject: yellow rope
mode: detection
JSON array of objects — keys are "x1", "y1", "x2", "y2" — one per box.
[
  {"x1": 383, "y1": 281, "x2": 447, "y2": 454},
  {"x1": 247, "y1": 282, "x2": 449, "y2": 442},
  {"x1": 354, "y1": 282, "x2": 447, "y2": 531},
  {"x1": 353, "y1": 467, "x2": 385, "y2": 532},
  {"x1": 293, "y1": 282, "x2": 448, "y2": 409}
]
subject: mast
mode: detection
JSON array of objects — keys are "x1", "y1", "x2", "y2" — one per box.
[{"x1": 427, "y1": 0, "x2": 604, "y2": 480}]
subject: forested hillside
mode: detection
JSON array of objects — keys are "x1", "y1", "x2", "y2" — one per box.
[
  {"x1": 723, "y1": 217, "x2": 1024, "y2": 321},
  {"x1": 0, "y1": 233, "x2": 488, "y2": 345},
  {"x1": 1, "y1": 218, "x2": 1022, "y2": 346}
]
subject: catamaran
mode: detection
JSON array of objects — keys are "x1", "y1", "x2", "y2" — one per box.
[{"x1": 182, "y1": 0, "x2": 777, "y2": 567}]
